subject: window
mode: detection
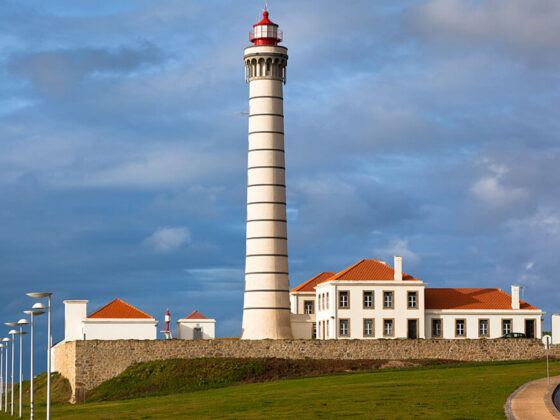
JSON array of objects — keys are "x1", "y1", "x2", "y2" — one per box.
[
  {"x1": 326, "y1": 320, "x2": 329, "y2": 338},
  {"x1": 455, "y1": 319, "x2": 466, "y2": 337},
  {"x1": 339, "y1": 319, "x2": 350, "y2": 337},
  {"x1": 502, "y1": 319, "x2": 512, "y2": 335},
  {"x1": 363, "y1": 291, "x2": 374, "y2": 308},
  {"x1": 407, "y1": 291, "x2": 418, "y2": 309},
  {"x1": 304, "y1": 301, "x2": 314, "y2": 315},
  {"x1": 326, "y1": 292, "x2": 329, "y2": 310},
  {"x1": 383, "y1": 319, "x2": 394, "y2": 337},
  {"x1": 432, "y1": 319, "x2": 442, "y2": 338},
  {"x1": 363, "y1": 319, "x2": 374, "y2": 337},
  {"x1": 479, "y1": 319, "x2": 489, "y2": 337},
  {"x1": 312, "y1": 323, "x2": 317, "y2": 339},
  {"x1": 383, "y1": 291, "x2": 394, "y2": 309},
  {"x1": 339, "y1": 291, "x2": 349, "y2": 309}
]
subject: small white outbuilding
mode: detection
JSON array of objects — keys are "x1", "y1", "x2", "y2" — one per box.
[
  {"x1": 552, "y1": 314, "x2": 560, "y2": 345},
  {"x1": 63, "y1": 298, "x2": 158, "y2": 341},
  {"x1": 177, "y1": 310, "x2": 215, "y2": 340}
]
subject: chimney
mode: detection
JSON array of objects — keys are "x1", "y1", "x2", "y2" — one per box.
[
  {"x1": 379, "y1": 260, "x2": 386, "y2": 265},
  {"x1": 511, "y1": 285, "x2": 520, "y2": 310},
  {"x1": 64, "y1": 300, "x2": 88, "y2": 341},
  {"x1": 394, "y1": 256, "x2": 403, "y2": 281}
]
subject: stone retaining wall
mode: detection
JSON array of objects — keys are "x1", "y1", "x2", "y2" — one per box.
[{"x1": 54, "y1": 339, "x2": 560, "y2": 403}]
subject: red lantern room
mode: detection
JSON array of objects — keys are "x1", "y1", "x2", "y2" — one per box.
[{"x1": 249, "y1": 9, "x2": 283, "y2": 46}]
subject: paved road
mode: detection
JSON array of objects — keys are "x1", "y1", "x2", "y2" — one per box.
[{"x1": 506, "y1": 376, "x2": 560, "y2": 420}]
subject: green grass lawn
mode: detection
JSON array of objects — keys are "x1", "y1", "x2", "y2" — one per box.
[{"x1": 0, "y1": 360, "x2": 557, "y2": 419}]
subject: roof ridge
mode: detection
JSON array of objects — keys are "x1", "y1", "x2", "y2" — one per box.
[{"x1": 88, "y1": 298, "x2": 152, "y2": 319}]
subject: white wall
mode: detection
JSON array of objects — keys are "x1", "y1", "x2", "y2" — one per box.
[
  {"x1": 290, "y1": 292, "x2": 315, "y2": 315},
  {"x1": 425, "y1": 310, "x2": 543, "y2": 339},
  {"x1": 552, "y1": 314, "x2": 560, "y2": 344},
  {"x1": 82, "y1": 319, "x2": 157, "y2": 340},
  {"x1": 177, "y1": 319, "x2": 215, "y2": 340},
  {"x1": 315, "y1": 281, "x2": 426, "y2": 340},
  {"x1": 290, "y1": 314, "x2": 315, "y2": 339},
  {"x1": 64, "y1": 300, "x2": 88, "y2": 341}
]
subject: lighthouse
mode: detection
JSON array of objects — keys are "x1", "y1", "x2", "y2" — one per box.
[{"x1": 241, "y1": 9, "x2": 292, "y2": 339}]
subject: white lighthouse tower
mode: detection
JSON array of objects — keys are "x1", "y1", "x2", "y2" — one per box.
[{"x1": 241, "y1": 9, "x2": 292, "y2": 339}]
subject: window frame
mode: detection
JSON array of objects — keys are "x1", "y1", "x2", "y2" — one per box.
[
  {"x1": 363, "y1": 318, "x2": 374, "y2": 337},
  {"x1": 502, "y1": 319, "x2": 513, "y2": 336},
  {"x1": 455, "y1": 319, "x2": 466, "y2": 337},
  {"x1": 363, "y1": 290, "x2": 374, "y2": 309},
  {"x1": 383, "y1": 290, "x2": 394, "y2": 309},
  {"x1": 383, "y1": 318, "x2": 395, "y2": 337},
  {"x1": 478, "y1": 319, "x2": 489, "y2": 338},
  {"x1": 303, "y1": 300, "x2": 314, "y2": 315},
  {"x1": 338, "y1": 290, "x2": 350, "y2": 309},
  {"x1": 431, "y1": 318, "x2": 442, "y2": 338},
  {"x1": 407, "y1": 291, "x2": 418, "y2": 309},
  {"x1": 339, "y1": 318, "x2": 350, "y2": 337}
]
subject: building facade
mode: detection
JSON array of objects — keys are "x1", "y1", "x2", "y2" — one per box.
[
  {"x1": 291, "y1": 258, "x2": 543, "y2": 340},
  {"x1": 177, "y1": 310, "x2": 216, "y2": 340}
]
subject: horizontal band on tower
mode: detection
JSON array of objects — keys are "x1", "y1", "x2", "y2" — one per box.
[
  {"x1": 248, "y1": 148, "x2": 285, "y2": 153},
  {"x1": 249, "y1": 131, "x2": 284, "y2": 136},
  {"x1": 247, "y1": 201, "x2": 286, "y2": 205},
  {"x1": 245, "y1": 271, "x2": 289, "y2": 275},
  {"x1": 246, "y1": 236, "x2": 287, "y2": 240},
  {"x1": 246, "y1": 254, "x2": 288, "y2": 257},
  {"x1": 247, "y1": 219, "x2": 287, "y2": 223},
  {"x1": 248, "y1": 113, "x2": 284, "y2": 118},
  {"x1": 244, "y1": 289, "x2": 290, "y2": 293},
  {"x1": 247, "y1": 184, "x2": 286, "y2": 188},
  {"x1": 243, "y1": 307, "x2": 291, "y2": 311},
  {"x1": 248, "y1": 166, "x2": 285, "y2": 170},
  {"x1": 249, "y1": 95, "x2": 283, "y2": 100}
]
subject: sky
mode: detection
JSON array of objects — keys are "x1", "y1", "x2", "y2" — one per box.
[{"x1": 1, "y1": 0, "x2": 560, "y2": 373}]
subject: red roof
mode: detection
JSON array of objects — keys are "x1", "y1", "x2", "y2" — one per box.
[
  {"x1": 88, "y1": 298, "x2": 152, "y2": 319},
  {"x1": 330, "y1": 259, "x2": 418, "y2": 281},
  {"x1": 425, "y1": 288, "x2": 540, "y2": 310},
  {"x1": 291, "y1": 272, "x2": 335, "y2": 292},
  {"x1": 253, "y1": 10, "x2": 278, "y2": 27},
  {"x1": 183, "y1": 310, "x2": 209, "y2": 320}
]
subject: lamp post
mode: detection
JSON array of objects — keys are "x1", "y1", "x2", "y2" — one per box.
[
  {"x1": 0, "y1": 343, "x2": 3, "y2": 412},
  {"x1": 23, "y1": 310, "x2": 44, "y2": 420},
  {"x1": 28, "y1": 292, "x2": 53, "y2": 420},
  {"x1": 2, "y1": 337, "x2": 10, "y2": 413},
  {"x1": 16, "y1": 320, "x2": 29, "y2": 419},
  {"x1": 8, "y1": 330, "x2": 17, "y2": 416}
]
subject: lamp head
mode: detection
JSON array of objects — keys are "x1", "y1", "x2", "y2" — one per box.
[
  {"x1": 14, "y1": 331, "x2": 28, "y2": 335},
  {"x1": 23, "y1": 310, "x2": 44, "y2": 316},
  {"x1": 32, "y1": 302, "x2": 47, "y2": 310},
  {"x1": 2, "y1": 338, "x2": 10, "y2": 342},
  {"x1": 26, "y1": 292, "x2": 53, "y2": 299},
  {"x1": 8, "y1": 330, "x2": 17, "y2": 335},
  {"x1": 4, "y1": 322, "x2": 17, "y2": 327},
  {"x1": 17, "y1": 319, "x2": 29, "y2": 325}
]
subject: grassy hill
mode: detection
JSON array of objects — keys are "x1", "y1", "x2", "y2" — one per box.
[{"x1": 0, "y1": 359, "x2": 557, "y2": 419}]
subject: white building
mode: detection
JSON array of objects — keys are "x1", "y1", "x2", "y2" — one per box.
[
  {"x1": 62, "y1": 298, "x2": 158, "y2": 341},
  {"x1": 177, "y1": 310, "x2": 216, "y2": 340},
  {"x1": 290, "y1": 257, "x2": 543, "y2": 340},
  {"x1": 552, "y1": 314, "x2": 560, "y2": 345}
]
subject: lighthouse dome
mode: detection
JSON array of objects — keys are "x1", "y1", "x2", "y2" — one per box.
[{"x1": 249, "y1": 10, "x2": 283, "y2": 45}]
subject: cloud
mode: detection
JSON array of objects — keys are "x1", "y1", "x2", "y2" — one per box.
[
  {"x1": 374, "y1": 239, "x2": 420, "y2": 265},
  {"x1": 144, "y1": 226, "x2": 191, "y2": 252}
]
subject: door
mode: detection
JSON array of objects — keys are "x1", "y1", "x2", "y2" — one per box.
[
  {"x1": 525, "y1": 320, "x2": 535, "y2": 338},
  {"x1": 193, "y1": 327, "x2": 203, "y2": 340},
  {"x1": 407, "y1": 319, "x2": 418, "y2": 339}
]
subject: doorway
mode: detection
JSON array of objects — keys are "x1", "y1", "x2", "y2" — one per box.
[
  {"x1": 193, "y1": 327, "x2": 203, "y2": 340},
  {"x1": 525, "y1": 319, "x2": 535, "y2": 338},
  {"x1": 407, "y1": 319, "x2": 418, "y2": 339}
]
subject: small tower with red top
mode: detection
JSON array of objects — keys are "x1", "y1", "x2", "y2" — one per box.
[{"x1": 242, "y1": 8, "x2": 292, "y2": 339}]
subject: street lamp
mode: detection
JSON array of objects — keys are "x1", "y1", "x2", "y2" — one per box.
[
  {"x1": 0, "y1": 343, "x2": 3, "y2": 412},
  {"x1": 28, "y1": 292, "x2": 53, "y2": 420},
  {"x1": 16, "y1": 319, "x2": 29, "y2": 419},
  {"x1": 8, "y1": 328, "x2": 18, "y2": 416},
  {"x1": 1, "y1": 338, "x2": 10, "y2": 413},
  {"x1": 23, "y1": 309, "x2": 44, "y2": 420}
]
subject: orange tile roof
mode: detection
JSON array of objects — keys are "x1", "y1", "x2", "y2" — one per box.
[
  {"x1": 330, "y1": 259, "x2": 418, "y2": 281},
  {"x1": 183, "y1": 310, "x2": 209, "y2": 320},
  {"x1": 425, "y1": 288, "x2": 540, "y2": 310},
  {"x1": 291, "y1": 272, "x2": 335, "y2": 292},
  {"x1": 88, "y1": 298, "x2": 153, "y2": 319}
]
